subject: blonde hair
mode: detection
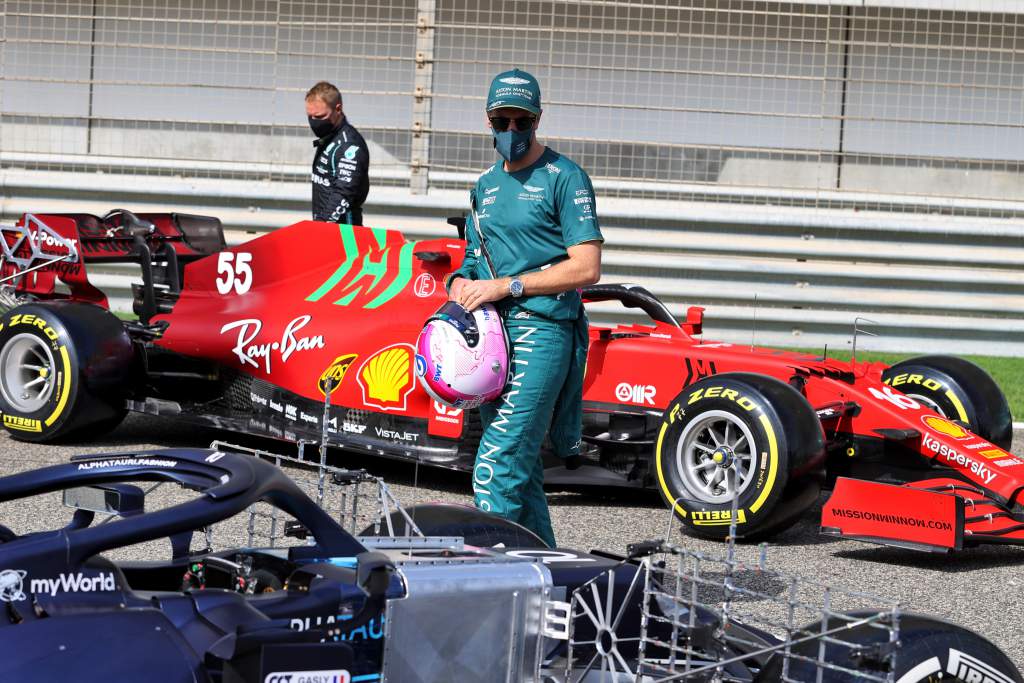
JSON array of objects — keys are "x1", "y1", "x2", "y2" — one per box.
[{"x1": 305, "y1": 81, "x2": 342, "y2": 108}]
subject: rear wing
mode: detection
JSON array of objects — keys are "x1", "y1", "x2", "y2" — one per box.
[{"x1": 0, "y1": 209, "x2": 226, "y2": 314}]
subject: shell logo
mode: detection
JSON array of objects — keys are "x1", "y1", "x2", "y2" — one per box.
[
  {"x1": 921, "y1": 415, "x2": 970, "y2": 440},
  {"x1": 358, "y1": 344, "x2": 415, "y2": 411},
  {"x1": 318, "y1": 354, "x2": 358, "y2": 396}
]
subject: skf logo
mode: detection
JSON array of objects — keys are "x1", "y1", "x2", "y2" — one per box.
[
  {"x1": 318, "y1": 354, "x2": 357, "y2": 396},
  {"x1": 264, "y1": 672, "x2": 350, "y2": 683},
  {"x1": 615, "y1": 382, "x2": 656, "y2": 406},
  {"x1": 3, "y1": 415, "x2": 42, "y2": 432},
  {"x1": 358, "y1": 344, "x2": 415, "y2": 411},
  {"x1": 921, "y1": 415, "x2": 970, "y2": 440}
]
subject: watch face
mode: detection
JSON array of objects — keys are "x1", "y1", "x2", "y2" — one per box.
[{"x1": 510, "y1": 279, "x2": 524, "y2": 297}]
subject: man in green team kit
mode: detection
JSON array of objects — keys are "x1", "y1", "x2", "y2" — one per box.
[{"x1": 447, "y1": 68, "x2": 603, "y2": 547}]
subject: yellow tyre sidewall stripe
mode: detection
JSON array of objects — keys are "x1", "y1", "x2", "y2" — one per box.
[
  {"x1": 655, "y1": 422, "x2": 687, "y2": 518},
  {"x1": 944, "y1": 388, "x2": 969, "y2": 424},
  {"x1": 750, "y1": 414, "x2": 780, "y2": 513},
  {"x1": 44, "y1": 344, "x2": 72, "y2": 427}
]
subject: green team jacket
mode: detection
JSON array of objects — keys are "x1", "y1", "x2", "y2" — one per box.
[{"x1": 450, "y1": 147, "x2": 604, "y2": 320}]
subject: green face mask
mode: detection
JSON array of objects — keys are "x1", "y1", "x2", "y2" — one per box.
[{"x1": 493, "y1": 128, "x2": 532, "y2": 162}]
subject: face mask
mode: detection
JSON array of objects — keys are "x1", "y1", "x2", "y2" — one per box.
[
  {"x1": 308, "y1": 116, "x2": 337, "y2": 138},
  {"x1": 493, "y1": 129, "x2": 532, "y2": 163}
]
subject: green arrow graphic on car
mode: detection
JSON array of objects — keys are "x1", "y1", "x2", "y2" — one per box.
[{"x1": 306, "y1": 224, "x2": 414, "y2": 309}]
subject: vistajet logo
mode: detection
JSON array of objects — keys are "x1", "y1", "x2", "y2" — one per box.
[{"x1": 30, "y1": 572, "x2": 116, "y2": 596}]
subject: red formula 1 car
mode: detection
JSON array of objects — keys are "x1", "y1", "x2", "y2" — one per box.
[{"x1": 0, "y1": 209, "x2": 1017, "y2": 552}]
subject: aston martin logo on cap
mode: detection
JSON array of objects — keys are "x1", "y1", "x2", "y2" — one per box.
[{"x1": 500, "y1": 76, "x2": 531, "y2": 85}]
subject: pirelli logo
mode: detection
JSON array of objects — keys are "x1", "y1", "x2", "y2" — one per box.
[
  {"x1": 3, "y1": 415, "x2": 42, "y2": 432},
  {"x1": 692, "y1": 509, "x2": 747, "y2": 526}
]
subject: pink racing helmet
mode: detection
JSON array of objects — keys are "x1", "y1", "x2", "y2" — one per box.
[{"x1": 415, "y1": 301, "x2": 509, "y2": 409}]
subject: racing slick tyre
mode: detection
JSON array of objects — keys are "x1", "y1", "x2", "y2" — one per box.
[
  {"x1": 757, "y1": 612, "x2": 1022, "y2": 683},
  {"x1": 883, "y1": 355, "x2": 1013, "y2": 450},
  {"x1": 654, "y1": 373, "x2": 825, "y2": 540},
  {"x1": 0, "y1": 302, "x2": 134, "y2": 443}
]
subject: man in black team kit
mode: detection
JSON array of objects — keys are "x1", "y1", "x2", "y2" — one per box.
[{"x1": 305, "y1": 81, "x2": 370, "y2": 225}]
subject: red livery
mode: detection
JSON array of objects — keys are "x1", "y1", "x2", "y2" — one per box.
[{"x1": 0, "y1": 209, "x2": 1016, "y2": 551}]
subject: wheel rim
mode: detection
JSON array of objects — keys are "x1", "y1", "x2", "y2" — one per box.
[
  {"x1": 904, "y1": 392, "x2": 944, "y2": 416},
  {"x1": 0, "y1": 333, "x2": 57, "y2": 413},
  {"x1": 675, "y1": 410, "x2": 758, "y2": 504}
]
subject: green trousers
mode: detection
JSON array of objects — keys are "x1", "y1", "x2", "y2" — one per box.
[{"x1": 473, "y1": 307, "x2": 588, "y2": 548}]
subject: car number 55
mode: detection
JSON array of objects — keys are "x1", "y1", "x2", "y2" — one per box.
[{"x1": 215, "y1": 252, "x2": 253, "y2": 295}]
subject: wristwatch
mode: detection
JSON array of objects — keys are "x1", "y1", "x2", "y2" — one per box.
[{"x1": 509, "y1": 278, "x2": 525, "y2": 298}]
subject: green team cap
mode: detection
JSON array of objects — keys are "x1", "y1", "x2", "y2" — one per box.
[{"x1": 486, "y1": 68, "x2": 542, "y2": 114}]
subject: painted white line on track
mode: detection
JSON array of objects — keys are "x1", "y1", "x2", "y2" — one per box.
[{"x1": 1015, "y1": 421, "x2": 1024, "y2": 430}]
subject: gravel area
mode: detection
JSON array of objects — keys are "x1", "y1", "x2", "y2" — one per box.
[{"x1": 1, "y1": 416, "x2": 1022, "y2": 672}]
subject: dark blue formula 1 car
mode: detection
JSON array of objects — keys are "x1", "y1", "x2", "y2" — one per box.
[{"x1": 0, "y1": 448, "x2": 1018, "y2": 683}]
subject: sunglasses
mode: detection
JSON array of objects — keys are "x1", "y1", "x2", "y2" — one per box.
[{"x1": 488, "y1": 115, "x2": 537, "y2": 132}]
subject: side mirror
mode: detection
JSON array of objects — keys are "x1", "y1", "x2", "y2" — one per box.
[
  {"x1": 684, "y1": 306, "x2": 705, "y2": 336},
  {"x1": 63, "y1": 483, "x2": 145, "y2": 517}
]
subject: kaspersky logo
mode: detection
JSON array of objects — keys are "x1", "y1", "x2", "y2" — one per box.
[
  {"x1": 922, "y1": 433, "x2": 995, "y2": 485},
  {"x1": 306, "y1": 224, "x2": 415, "y2": 309}
]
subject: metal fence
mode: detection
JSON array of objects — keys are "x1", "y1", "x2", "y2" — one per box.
[
  {"x1": 1, "y1": 1, "x2": 1023, "y2": 355},
  {"x1": 6, "y1": 0, "x2": 1024, "y2": 206}
]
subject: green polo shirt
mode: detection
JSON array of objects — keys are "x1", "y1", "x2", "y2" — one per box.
[{"x1": 452, "y1": 147, "x2": 603, "y2": 321}]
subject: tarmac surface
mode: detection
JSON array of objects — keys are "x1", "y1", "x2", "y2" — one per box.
[{"x1": 1, "y1": 416, "x2": 1023, "y2": 673}]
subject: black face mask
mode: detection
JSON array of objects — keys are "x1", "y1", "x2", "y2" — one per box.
[{"x1": 308, "y1": 116, "x2": 337, "y2": 138}]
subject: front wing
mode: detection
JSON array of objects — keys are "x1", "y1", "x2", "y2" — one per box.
[{"x1": 822, "y1": 477, "x2": 1024, "y2": 552}]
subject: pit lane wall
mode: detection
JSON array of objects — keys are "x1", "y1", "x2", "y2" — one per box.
[{"x1": 1, "y1": 164, "x2": 1021, "y2": 357}]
